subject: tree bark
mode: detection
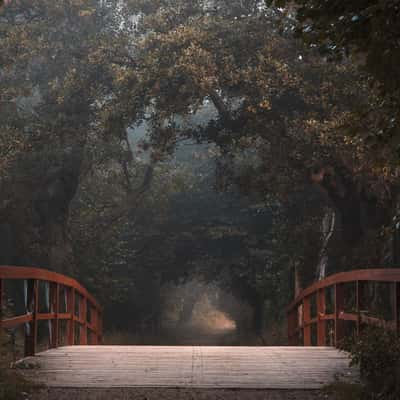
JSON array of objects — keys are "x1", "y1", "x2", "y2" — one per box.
[{"x1": 209, "y1": 90, "x2": 232, "y2": 122}]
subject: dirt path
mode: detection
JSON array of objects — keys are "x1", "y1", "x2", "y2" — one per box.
[{"x1": 32, "y1": 388, "x2": 335, "y2": 400}]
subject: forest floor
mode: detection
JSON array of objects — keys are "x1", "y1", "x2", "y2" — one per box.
[
  {"x1": 30, "y1": 387, "x2": 338, "y2": 400},
  {"x1": 104, "y1": 324, "x2": 271, "y2": 347}
]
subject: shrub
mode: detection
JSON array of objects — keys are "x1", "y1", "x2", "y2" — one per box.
[
  {"x1": 344, "y1": 326, "x2": 400, "y2": 400},
  {"x1": 0, "y1": 331, "x2": 35, "y2": 400}
]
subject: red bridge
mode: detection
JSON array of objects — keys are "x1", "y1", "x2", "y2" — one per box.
[
  {"x1": 2, "y1": 266, "x2": 396, "y2": 397},
  {"x1": 288, "y1": 269, "x2": 400, "y2": 347}
]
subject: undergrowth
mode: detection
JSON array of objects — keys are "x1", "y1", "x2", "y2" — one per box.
[
  {"x1": 0, "y1": 331, "x2": 36, "y2": 400},
  {"x1": 340, "y1": 326, "x2": 400, "y2": 400}
]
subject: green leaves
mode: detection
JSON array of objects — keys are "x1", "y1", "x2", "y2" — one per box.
[{"x1": 345, "y1": 326, "x2": 400, "y2": 399}]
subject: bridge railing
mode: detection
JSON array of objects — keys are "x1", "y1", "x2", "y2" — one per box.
[
  {"x1": 288, "y1": 269, "x2": 400, "y2": 346},
  {"x1": 0, "y1": 266, "x2": 102, "y2": 357}
]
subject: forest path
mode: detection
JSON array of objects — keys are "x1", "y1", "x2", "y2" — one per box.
[{"x1": 19, "y1": 345, "x2": 358, "y2": 390}]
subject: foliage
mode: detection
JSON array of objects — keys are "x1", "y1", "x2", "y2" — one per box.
[
  {"x1": 0, "y1": 331, "x2": 37, "y2": 400},
  {"x1": 1, "y1": 0, "x2": 400, "y2": 341},
  {"x1": 0, "y1": 0, "x2": 148, "y2": 272},
  {"x1": 127, "y1": 0, "x2": 390, "y2": 302},
  {"x1": 266, "y1": 0, "x2": 400, "y2": 93},
  {"x1": 266, "y1": 0, "x2": 400, "y2": 169},
  {"x1": 343, "y1": 326, "x2": 400, "y2": 400}
]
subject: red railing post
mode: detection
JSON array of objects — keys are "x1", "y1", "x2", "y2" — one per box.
[
  {"x1": 334, "y1": 283, "x2": 345, "y2": 347},
  {"x1": 50, "y1": 283, "x2": 59, "y2": 348},
  {"x1": 80, "y1": 296, "x2": 87, "y2": 345},
  {"x1": 67, "y1": 288, "x2": 75, "y2": 346},
  {"x1": 24, "y1": 279, "x2": 38, "y2": 357},
  {"x1": 303, "y1": 296, "x2": 311, "y2": 346},
  {"x1": 317, "y1": 288, "x2": 326, "y2": 346}
]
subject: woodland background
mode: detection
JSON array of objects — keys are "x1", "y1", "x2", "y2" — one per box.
[{"x1": 1, "y1": 0, "x2": 400, "y2": 346}]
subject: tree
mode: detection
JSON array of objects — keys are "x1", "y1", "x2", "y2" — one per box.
[
  {"x1": 266, "y1": 0, "x2": 400, "y2": 169},
  {"x1": 1, "y1": 0, "x2": 397, "y2": 341},
  {"x1": 0, "y1": 0, "x2": 145, "y2": 273},
  {"x1": 122, "y1": 0, "x2": 366, "y2": 329},
  {"x1": 125, "y1": 0, "x2": 400, "y2": 332}
]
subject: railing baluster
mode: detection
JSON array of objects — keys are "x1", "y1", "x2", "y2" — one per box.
[
  {"x1": 25, "y1": 279, "x2": 38, "y2": 357},
  {"x1": 334, "y1": 283, "x2": 344, "y2": 347},
  {"x1": 317, "y1": 289, "x2": 326, "y2": 346},
  {"x1": 50, "y1": 282, "x2": 59, "y2": 348},
  {"x1": 80, "y1": 296, "x2": 87, "y2": 345},
  {"x1": 67, "y1": 288, "x2": 75, "y2": 346},
  {"x1": 303, "y1": 296, "x2": 311, "y2": 346}
]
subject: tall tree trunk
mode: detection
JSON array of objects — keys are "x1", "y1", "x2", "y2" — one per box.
[{"x1": 0, "y1": 147, "x2": 83, "y2": 274}]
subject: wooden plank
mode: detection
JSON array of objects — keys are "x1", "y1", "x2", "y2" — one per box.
[{"x1": 19, "y1": 346, "x2": 359, "y2": 390}]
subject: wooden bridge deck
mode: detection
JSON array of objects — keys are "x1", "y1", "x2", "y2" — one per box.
[{"x1": 19, "y1": 346, "x2": 358, "y2": 390}]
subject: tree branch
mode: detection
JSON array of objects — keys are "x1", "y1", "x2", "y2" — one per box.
[{"x1": 208, "y1": 90, "x2": 232, "y2": 122}]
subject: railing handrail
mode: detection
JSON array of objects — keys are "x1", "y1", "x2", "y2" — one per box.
[
  {"x1": 0, "y1": 266, "x2": 101, "y2": 310},
  {"x1": 287, "y1": 268, "x2": 400, "y2": 347},
  {"x1": 0, "y1": 265, "x2": 102, "y2": 357}
]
